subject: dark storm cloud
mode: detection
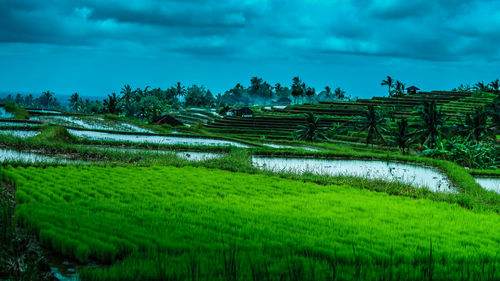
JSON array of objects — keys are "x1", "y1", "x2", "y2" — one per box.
[{"x1": 1, "y1": 0, "x2": 500, "y2": 61}]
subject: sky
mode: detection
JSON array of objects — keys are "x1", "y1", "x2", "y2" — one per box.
[{"x1": 1, "y1": 0, "x2": 499, "y2": 99}]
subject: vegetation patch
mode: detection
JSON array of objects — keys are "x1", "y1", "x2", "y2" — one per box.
[
  {"x1": 32, "y1": 126, "x2": 77, "y2": 144},
  {"x1": 2, "y1": 165, "x2": 500, "y2": 280},
  {"x1": 4, "y1": 103, "x2": 29, "y2": 120}
]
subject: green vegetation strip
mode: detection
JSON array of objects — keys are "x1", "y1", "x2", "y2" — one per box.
[
  {"x1": 4, "y1": 103, "x2": 29, "y2": 120},
  {"x1": 2, "y1": 165, "x2": 500, "y2": 280}
]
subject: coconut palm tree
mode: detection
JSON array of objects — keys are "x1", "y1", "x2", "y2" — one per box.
[
  {"x1": 487, "y1": 99, "x2": 500, "y2": 134},
  {"x1": 334, "y1": 88, "x2": 345, "y2": 100},
  {"x1": 291, "y1": 77, "x2": 305, "y2": 104},
  {"x1": 295, "y1": 112, "x2": 329, "y2": 142},
  {"x1": 175, "y1": 82, "x2": 186, "y2": 98},
  {"x1": 103, "y1": 93, "x2": 120, "y2": 115},
  {"x1": 69, "y1": 93, "x2": 82, "y2": 112},
  {"x1": 474, "y1": 81, "x2": 488, "y2": 92},
  {"x1": 415, "y1": 101, "x2": 446, "y2": 149},
  {"x1": 38, "y1": 91, "x2": 55, "y2": 108},
  {"x1": 305, "y1": 87, "x2": 315, "y2": 102},
  {"x1": 394, "y1": 81, "x2": 405, "y2": 96},
  {"x1": 358, "y1": 105, "x2": 387, "y2": 147},
  {"x1": 381, "y1": 76, "x2": 394, "y2": 97},
  {"x1": 489, "y1": 79, "x2": 499, "y2": 93},
  {"x1": 392, "y1": 118, "x2": 413, "y2": 154},
  {"x1": 459, "y1": 108, "x2": 492, "y2": 143}
]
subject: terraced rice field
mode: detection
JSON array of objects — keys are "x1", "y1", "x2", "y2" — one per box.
[
  {"x1": 30, "y1": 115, "x2": 153, "y2": 133},
  {"x1": 3, "y1": 165, "x2": 500, "y2": 280},
  {"x1": 205, "y1": 91, "x2": 497, "y2": 143}
]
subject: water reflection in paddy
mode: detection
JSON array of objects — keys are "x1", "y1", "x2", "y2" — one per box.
[
  {"x1": 68, "y1": 129, "x2": 250, "y2": 147},
  {"x1": 474, "y1": 178, "x2": 500, "y2": 193},
  {"x1": 252, "y1": 157, "x2": 455, "y2": 192}
]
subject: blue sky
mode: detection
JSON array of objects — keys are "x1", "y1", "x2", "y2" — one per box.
[{"x1": 1, "y1": 0, "x2": 499, "y2": 99}]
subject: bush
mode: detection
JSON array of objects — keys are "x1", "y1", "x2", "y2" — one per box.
[
  {"x1": 4, "y1": 103, "x2": 29, "y2": 120},
  {"x1": 420, "y1": 136, "x2": 497, "y2": 169},
  {"x1": 32, "y1": 126, "x2": 77, "y2": 143}
]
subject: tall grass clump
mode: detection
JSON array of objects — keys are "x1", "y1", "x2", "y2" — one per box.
[
  {"x1": 4, "y1": 103, "x2": 29, "y2": 120},
  {"x1": 32, "y1": 125, "x2": 77, "y2": 143}
]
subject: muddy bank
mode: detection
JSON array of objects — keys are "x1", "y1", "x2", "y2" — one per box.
[{"x1": 0, "y1": 181, "x2": 57, "y2": 280}]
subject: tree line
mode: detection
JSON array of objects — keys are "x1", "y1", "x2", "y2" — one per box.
[{"x1": 0, "y1": 76, "x2": 347, "y2": 121}]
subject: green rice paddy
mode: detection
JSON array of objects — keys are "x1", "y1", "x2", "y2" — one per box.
[{"x1": 3, "y1": 165, "x2": 500, "y2": 280}]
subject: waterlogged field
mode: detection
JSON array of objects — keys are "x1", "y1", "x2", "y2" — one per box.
[
  {"x1": 30, "y1": 115, "x2": 154, "y2": 133},
  {"x1": 3, "y1": 165, "x2": 500, "y2": 281}
]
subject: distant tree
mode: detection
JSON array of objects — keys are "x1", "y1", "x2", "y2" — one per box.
[
  {"x1": 381, "y1": 76, "x2": 394, "y2": 97},
  {"x1": 38, "y1": 91, "x2": 56, "y2": 108},
  {"x1": 334, "y1": 88, "x2": 346, "y2": 100},
  {"x1": 175, "y1": 82, "x2": 186, "y2": 98},
  {"x1": 393, "y1": 118, "x2": 413, "y2": 154},
  {"x1": 295, "y1": 112, "x2": 329, "y2": 142},
  {"x1": 358, "y1": 105, "x2": 387, "y2": 147},
  {"x1": 249, "y1": 77, "x2": 264, "y2": 98},
  {"x1": 204, "y1": 90, "x2": 215, "y2": 107},
  {"x1": 24, "y1": 94, "x2": 34, "y2": 107},
  {"x1": 474, "y1": 81, "x2": 488, "y2": 92},
  {"x1": 215, "y1": 93, "x2": 223, "y2": 106},
  {"x1": 459, "y1": 108, "x2": 492, "y2": 143},
  {"x1": 120, "y1": 85, "x2": 140, "y2": 117},
  {"x1": 260, "y1": 82, "x2": 273, "y2": 104},
  {"x1": 185, "y1": 85, "x2": 212, "y2": 107},
  {"x1": 452, "y1": 84, "x2": 473, "y2": 92},
  {"x1": 415, "y1": 101, "x2": 446, "y2": 149},
  {"x1": 489, "y1": 79, "x2": 499, "y2": 93},
  {"x1": 103, "y1": 93, "x2": 120, "y2": 115},
  {"x1": 14, "y1": 93, "x2": 23, "y2": 105},
  {"x1": 305, "y1": 87, "x2": 315, "y2": 102},
  {"x1": 488, "y1": 99, "x2": 500, "y2": 134},
  {"x1": 223, "y1": 83, "x2": 246, "y2": 105},
  {"x1": 69, "y1": 93, "x2": 83, "y2": 112},
  {"x1": 394, "y1": 81, "x2": 405, "y2": 96},
  {"x1": 291, "y1": 76, "x2": 305, "y2": 103},
  {"x1": 274, "y1": 83, "x2": 291, "y2": 99},
  {"x1": 324, "y1": 86, "x2": 331, "y2": 96}
]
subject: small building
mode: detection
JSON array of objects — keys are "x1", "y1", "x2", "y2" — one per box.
[
  {"x1": 233, "y1": 107, "x2": 253, "y2": 117},
  {"x1": 406, "y1": 86, "x2": 420, "y2": 95},
  {"x1": 151, "y1": 114, "x2": 184, "y2": 126}
]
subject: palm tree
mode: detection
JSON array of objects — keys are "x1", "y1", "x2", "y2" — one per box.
[
  {"x1": 415, "y1": 101, "x2": 445, "y2": 149},
  {"x1": 103, "y1": 93, "x2": 120, "y2": 115},
  {"x1": 305, "y1": 87, "x2": 315, "y2": 102},
  {"x1": 291, "y1": 77, "x2": 305, "y2": 104},
  {"x1": 358, "y1": 105, "x2": 387, "y2": 147},
  {"x1": 488, "y1": 99, "x2": 500, "y2": 134},
  {"x1": 459, "y1": 108, "x2": 491, "y2": 143},
  {"x1": 381, "y1": 76, "x2": 394, "y2": 97},
  {"x1": 393, "y1": 118, "x2": 413, "y2": 154},
  {"x1": 69, "y1": 93, "x2": 81, "y2": 112},
  {"x1": 334, "y1": 88, "x2": 345, "y2": 100},
  {"x1": 295, "y1": 112, "x2": 329, "y2": 142},
  {"x1": 474, "y1": 81, "x2": 488, "y2": 92},
  {"x1": 120, "y1": 85, "x2": 133, "y2": 101},
  {"x1": 394, "y1": 81, "x2": 405, "y2": 96},
  {"x1": 175, "y1": 82, "x2": 186, "y2": 98},
  {"x1": 39, "y1": 91, "x2": 55, "y2": 108},
  {"x1": 489, "y1": 79, "x2": 499, "y2": 93}
]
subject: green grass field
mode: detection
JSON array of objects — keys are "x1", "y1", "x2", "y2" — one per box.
[{"x1": 3, "y1": 165, "x2": 500, "y2": 280}]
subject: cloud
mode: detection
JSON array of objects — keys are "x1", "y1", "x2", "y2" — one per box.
[{"x1": 0, "y1": 0, "x2": 499, "y2": 62}]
